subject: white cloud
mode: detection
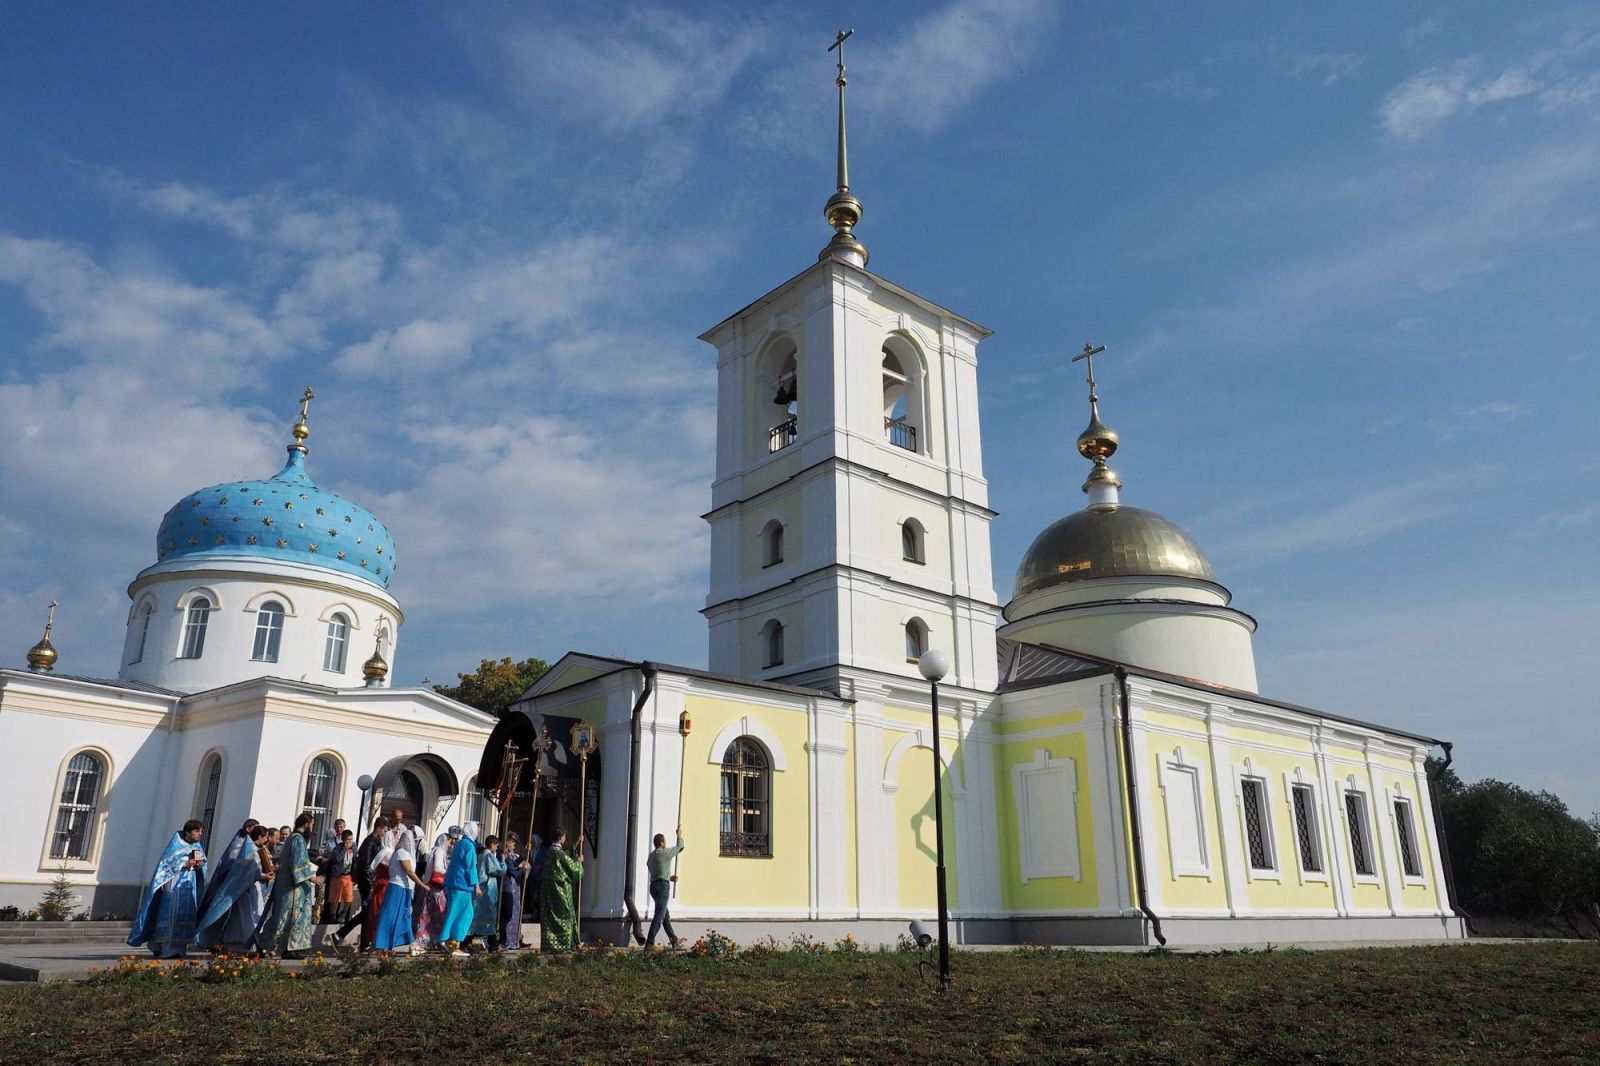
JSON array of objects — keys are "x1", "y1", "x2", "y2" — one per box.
[{"x1": 1270, "y1": 44, "x2": 1366, "y2": 87}]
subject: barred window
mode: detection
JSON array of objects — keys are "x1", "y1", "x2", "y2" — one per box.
[
  {"x1": 1394, "y1": 800, "x2": 1423, "y2": 878},
  {"x1": 1240, "y1": 778, "x2": 1274, "y2": 870},
  {"x1": 1345, "y1": 791, "x2": 1375, "y2": 876},
  {"x1": 323, "y1": 613, "x2": 350, "y2": 672},
  {"x1": 50, "y1": 752, "x2": 106, "y2": 861},
  {"x1": 1291, "y1": 783, "x2": 1323, "y2": 873},
  {"x1": 196, "y1": 753, "x2": 223, "y2": 847},
  {"x1": 180, "y1": 597, "x2": 211, "y2": 659},
  {"x1": 251, "y1": 601, "x2": 285, "y2": 662},
  {"x1": 302, "y1": 755, "x2": 340, "y2": 834},
  {"x1": 720, "y1": 738, "x2": 771, "y2": 857}
]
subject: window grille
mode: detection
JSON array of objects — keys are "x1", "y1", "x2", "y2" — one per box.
[
  {"x1": 1394, "y1": 800, "x2": 1423, "y2": 877},
  {"x1": 323, "y1": 614, "x2": 349, "y2": 672},
  {"x1": 302, "y1": 755, "x2": 338, "y2": 834},
  {"x1": 50, "y1": 752, "x2": 105, "y2": 861},
  {"x1": 180, "y1": 597, "x2": 211, "y2": 659},
  {"x1": 1291, "y1": 784, "x2": 1322, "y2": 873},
  {"x1": 1345, "y1": 791, "x2": 1375, "y2": 876},
  {"x1": 720, "y1": 738, "x2": 771, "y2": 856},
  {"x1": 768, "y1": 416, "x2": 797, "y2": 453},
  {"x1": 1240, "y1": 778, "x2": 1272, "y2": 870},
  {"x1": 884, "y1": 416, "x2": 918, "y2": 451},
  {"x1": 252, "y1": 601, "x2": 285, "y2": 662},
  {"x1": 197, "y1": 755, "x2": 222, "y2": 846}
]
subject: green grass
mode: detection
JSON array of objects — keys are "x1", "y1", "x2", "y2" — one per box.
[{"x1": 0, "y1": 943, "x2": 1596, "y2": 1064}]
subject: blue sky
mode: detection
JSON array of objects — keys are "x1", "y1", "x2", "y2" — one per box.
[{"x1": 2, "y1": 3, "x2": 1597, "y2": 812}]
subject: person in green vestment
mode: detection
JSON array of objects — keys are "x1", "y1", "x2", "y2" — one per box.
[
  {"x1": 261, "y1": 812, "x2": 323, "y2": 958},
  {"x1": 539, "y1": 827, "x2": 584, "y2": 953}
]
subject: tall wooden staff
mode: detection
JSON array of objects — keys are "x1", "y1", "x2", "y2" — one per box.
[
  {"x1": 673, "y1": 709, "x2": 691, "y2": 899},
  {"x1": 523, "y1": 725, "x2": 554, "y2": 853},
  {"x1": 569, "y1": 720, "x2": 598, "y2": 944},
  {"x1": 494, "y1": 741, "x2": 525, "y2": 841}
]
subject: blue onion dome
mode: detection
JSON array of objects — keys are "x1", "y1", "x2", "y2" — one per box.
[{"x1": 153, "y1": 391, "x2": 396, "y2": 589}]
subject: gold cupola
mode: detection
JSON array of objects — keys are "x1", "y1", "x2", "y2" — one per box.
[
  {"x1": 363, "y1": 624, "x2": 390, "y2": 687},
  {"x1": 819, "y1": 29, "x2": 868, "y2": 268},
  {"x1": 26, "y1": 600, "x2": 59, "y2": 673}
]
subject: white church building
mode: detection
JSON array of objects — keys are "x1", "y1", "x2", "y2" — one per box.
[{"x1": 0, "y1": 397, "x2": 495, "y2": 915}]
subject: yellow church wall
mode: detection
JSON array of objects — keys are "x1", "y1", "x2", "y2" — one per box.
[
  {"x1": 1140, "y1": 722, "x2": 1229, "y2": 912},
  {"x1": 881, "y1": 705, "x2": 932, "y2": 730},
  {"x1": 876, "y1": 600, "x2": 953, "y2": 670},
  {"x1": 892, "y1": 735, "x2": 959, "y2": 911},
  {"x1": 1371, "y1": 765, "x2": 1446, "y2": 912},
  {"x1": 994, "y1": 710, "x2": 1085, "y2": 735},
  {"x1": 676, "y1": 694, "x2": 812, "y2": 912},
  {"x1": 737, "y1": 602, "x2": 803, "y2": 678},
  {"x1": 880, "y1": 497, "x2": 957, "y2": 583},
  {"x1": 534, "y1": 664, "x2": 611, "y2": 696},
  {"x1": 1218, "y1": 743, "x2": 1339, "y2": 913},
  {"x1": 995, "y1": 731, "x2": 1101, "y2": 912}
]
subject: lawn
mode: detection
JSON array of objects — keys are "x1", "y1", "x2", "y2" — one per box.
[{"x1": 0, "y1": 942, "x2": 1595, "y2": 1064}]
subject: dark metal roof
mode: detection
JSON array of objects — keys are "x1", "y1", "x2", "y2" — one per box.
[
  {"x1": 0, "y1": 669, "x2": 182, "y2": 698},
  {"x1": 995, "y1": 639, "x2": 1443, "y2": 746}
]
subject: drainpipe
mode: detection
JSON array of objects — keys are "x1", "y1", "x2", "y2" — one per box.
[
  {"x1": 1115, "y1": 668, "x2": 1166, "y2": 947},
  {"x1": 620, "y1": 664, "x2": 655, "y2": 946},
  {"x1": 1427, "y1": 741, "x2": 1475, "y2": 936}
]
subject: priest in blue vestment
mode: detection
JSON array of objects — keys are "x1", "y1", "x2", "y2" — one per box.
[
  {"x1": 127, "y1": 819, "x2": 209, "y2": 959},
  {"x1": 194, "y1": 825, "x2": 270, "y2": 952}
]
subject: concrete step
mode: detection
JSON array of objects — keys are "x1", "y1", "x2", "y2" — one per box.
[{"x1": 0, "y1": 923, "x2": 133, "y2": 944}]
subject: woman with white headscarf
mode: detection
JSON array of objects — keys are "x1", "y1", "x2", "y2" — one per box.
[
  {"x1": 415, "y1": 829, "x2": 455, "y2": 951},
  {"x1": 440, "y1": 821, "x2": 481, "y2": 955},
  {"x1": 372, "y1": 828, "x2": 429, "y2": 953}
]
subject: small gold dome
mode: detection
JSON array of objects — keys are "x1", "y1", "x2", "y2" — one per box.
[
  {"x1": 26, "y1": 634, "x2": 57, "y2": 672},
  {"x1": 1013, "y1": 505, "x2": 1215, "y2": 600},
  {"x1": 362, "y1": 647, "x2": 389, "y2": 681},
  {"x1": 1077, "y1": 404, "x2": 1119, "y2": 461}
]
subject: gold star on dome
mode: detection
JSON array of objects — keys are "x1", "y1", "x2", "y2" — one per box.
[
  {"x1": 276, "y1": 538, "x2": 288, "y2": 548},
  {"x1": 247, "y1": 535, "x2": 257, "y2": 545},
  {"x1": 309, "y1": 543, "x2": 319, "y2": 552},
  {"x1": 263, "y1": 517, "x2": 275, "y2": 527}
]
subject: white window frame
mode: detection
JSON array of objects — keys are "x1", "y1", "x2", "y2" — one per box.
[
  {"x1": 323, "y1": 613, "x2": 350, "y2": 673},
  {"x1": 129, "y1": 601, "x2": 154, "y2": 664},
  {"x1": 1390, "y1": 793, "x2": 1426, "y2": 883},
  {"x1": 1342, "y1": 781, "x2": 1380, "y2": 883},
  {"x1": 41, "y1": 747, "x2": 112, "y2": 872},
  {"x1": 1235, "y1": 764, "x2": 1279, "y2": 879},
  {"x1": 1282, "y1": 770, "x2": 1328, "y2": 883},
  {"x1": 300, "y1": 752, "x2": 344, "y2": 836},
  {"x1": 251, "y1": 601, "x2": 285, "y2": 662},
  {"x1": 1012, "y1": 750, "x2": 1081, "y2": 882},
  {"x1": 1158, "y1": 748, "x2": 1211, "y2": 878},
  {"x1": 180, "y1": 596, "x2": 212, "y2": 659}
]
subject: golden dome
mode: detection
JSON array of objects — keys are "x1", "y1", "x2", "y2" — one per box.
[
  {"x1": 26, "y1": 634, "x2": 57, "y2": 671},
  {"x1": 1012, "y1": 506, "x2": 1215, "y2": 600},
  {"x1": 363, "y1": 647, "x2": 389, "y2": 682}
]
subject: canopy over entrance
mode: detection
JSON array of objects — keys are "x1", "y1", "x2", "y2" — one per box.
[{"x1": 368, "y1": 752, "x2": 461, "y2": 831}]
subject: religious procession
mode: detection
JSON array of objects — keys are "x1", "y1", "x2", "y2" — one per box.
[{"x1": 123, "y1": 806, "x2": 684, "y2": 961}]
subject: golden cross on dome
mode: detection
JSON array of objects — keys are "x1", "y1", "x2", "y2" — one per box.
[
  {"x1": 1072, "y1": 343, "x2": 1107, "y2": 405},
  {"x1": 44, "y1": 600, "x2": 58, "y2": 633},
  {"x1": 289, "y1": 387, "x2": 316, "y2": 451}
]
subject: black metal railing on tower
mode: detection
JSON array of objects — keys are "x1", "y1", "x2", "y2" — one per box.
[
  {"x1": 768, "y1": 416, "x2": 798, "y2": 453},
  {"x1": 885, "y1": 416, "x2": 917, "y2": 451}
]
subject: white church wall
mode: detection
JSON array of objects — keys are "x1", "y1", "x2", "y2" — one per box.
[{"x1": 1002, "y1": 607, "x2": 1259, "y2": 692}]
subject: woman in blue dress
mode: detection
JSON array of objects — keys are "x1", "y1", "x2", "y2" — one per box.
[{"x1": 372, "y1": 829, "x2": 429, "y2": 954}]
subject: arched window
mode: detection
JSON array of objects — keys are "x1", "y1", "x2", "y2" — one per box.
[
  {"x1": 901, "y1": 518, "x2": 925, "y2": 564},
  {"x1": 464, "y1": 777, "x2": 491, "y2": 827},
  {"x1": 180, "y1": 597, "x2": 211, "y2": 659},
  {"x1": 195, "y1": 753, "x2": 223, "y2": 846},
  {"x1": 762, "y1": 619, "x2": 784, "y2": 668},
  {"x1": 323, "y1": 613, "x2": 350, "y2": 672},
  {"x1": 50, "y1": 752, "x2": 106, "y2": 861},
  {"x1": 129, "y1": 603, "x2": 154, "y2": 664},
  {"x1": 720, "y1": 738, "x2": 772, "y2": 856},
  {"x1": 905, "y1": 618, "x2": 928, "y2": 663},
  {"x1": 302, "y1": 754, "x2": 340, "y2": 835},
  {"x1": 760, "y1": 341, "x2": 799, "y2": 454},
  {"x1": 881, "y1": 338, "x2": 924, "y2": 452},
  {"x1": 252, "y1": 601, "x2": 285, "y2": 662},
  {"x1": 761, "y1": 520, "x2": 784, "y2": 567}
]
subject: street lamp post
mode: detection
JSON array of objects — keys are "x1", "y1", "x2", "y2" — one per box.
[
  {"x1": 356, "y1": 774, "x2": 375, "y2": 835},
  {"x1": 917, "y1": 648, "x2": 952, "y2": 993}
]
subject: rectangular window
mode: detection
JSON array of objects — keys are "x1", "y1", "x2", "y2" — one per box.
[
  {"x1": 1394, "y1": 800, "x2": 1424, "y2": 878},
  {"x1": 1345, "y1": 791, "x2": 1376, "y2": 876},
  {"x1": 1239, "y1": 778, "x2": 1274, "y2": 870},
  {"x1": 1291, "y1": 784, "x2": 1323, "y2": 873}
]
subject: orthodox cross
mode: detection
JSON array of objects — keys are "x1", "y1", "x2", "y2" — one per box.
[
  {"x1": 43, "y1": 600, "x2": 57, "y2": 636},
  {"x1": 829, "y1": 27, "x2": 853, "y2": 86},
  {"x1": 297, "y1": 387, "x2": 315, "y2": 422},
  {"x1": 1072, "y1": 343, "x2": 1108, "y2": 404}
]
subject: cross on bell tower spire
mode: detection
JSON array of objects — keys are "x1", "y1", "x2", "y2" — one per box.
[{"x1": 819, "y1": 28, "x2": 868, "y2": 267}]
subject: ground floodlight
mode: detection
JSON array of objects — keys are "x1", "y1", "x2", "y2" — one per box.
[{"x1": 909, "y1": 920, "x2": 934, "y2": 948}]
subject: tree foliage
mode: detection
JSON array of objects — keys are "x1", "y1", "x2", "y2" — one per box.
[
  {"x1": 1433, "y1": 768, "x2": 1600, "y2": 933},
  {"x1": 433, "y1": 656, "x2": 551, "y2": 718}
]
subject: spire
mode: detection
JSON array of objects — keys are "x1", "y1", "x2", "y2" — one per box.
[
  {"x1": 288, "y1": 387, "x2": 315, "y2": 454},
  {"x1": 1071, "y1": 343, "x2": 1122, "y2": 511},
  {"x1": 819, "y1": 28, "x2": 868, "y2": 267},
  {"x1": 26, "y1": 600, "x2": 59, "y2": 673}
]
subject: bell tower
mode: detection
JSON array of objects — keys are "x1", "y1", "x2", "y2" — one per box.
[{"x1": 700, "y1": 30, "x2": 999, "y2": 694}]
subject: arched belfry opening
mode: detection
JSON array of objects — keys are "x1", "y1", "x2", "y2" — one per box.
[
  {"x1": 758, "y1": 338, "x2": 800, "y2": 454},
  {"x1": 881, "y1": 334, "x2": 924, "y2": 453}
]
